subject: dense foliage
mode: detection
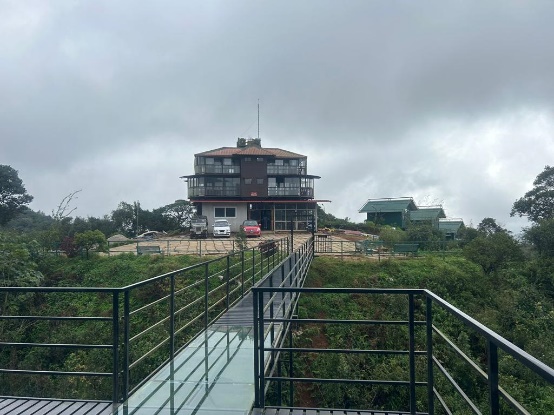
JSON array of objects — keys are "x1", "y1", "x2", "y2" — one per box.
[
  {"x1": 286, "y1": 256, "x2": 554, "y2": 413},
  {"x1": 0, "y1": 165, "x2": 33, "y2": 225}
]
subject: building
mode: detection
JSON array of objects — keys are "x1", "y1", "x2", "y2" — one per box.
[
  {"x1": 358, "y1": 197, "x2": 417, "y2": 228},
  {"x1": 438, "y1": 219, "x2": 465, "y2": 239},
  {"x1": 181, "y1": 138, "x2": 325, "y2": 232},
  {"x1": 359, "y1": 197, "x2": 463, "y2": 237},
  {"x1": 408, "y1": 206, "x2": 446, "y2": 229}
]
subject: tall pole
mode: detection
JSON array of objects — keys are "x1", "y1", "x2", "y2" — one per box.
[
  {"x1": 136, "y1": 201, "x2": 139, "y2": 236},
  {"x1": 257, "y1": 99, "x2": 260, "y2": 139}
]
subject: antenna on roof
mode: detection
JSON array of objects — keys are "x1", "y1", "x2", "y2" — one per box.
[{"x1": 257, "y1": 99, "x2": 260, "y2": 139}]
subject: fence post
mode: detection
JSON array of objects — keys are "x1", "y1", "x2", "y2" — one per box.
[
  {"x1": 488, "y1": 341, "x2": 500, "y2": 415},
  {"x1": 409, "y1": 293, "x2": 416, "y2": 415},
  {"x1": 226, "y1": 256, "x2": 230, "y2": 310},
  {"x1": 204, "y1": 263, "x2": 209, "y2": 331},
  {"x1": 123, "y1": 290, "x2": 130, "y2": 404},
  {"x1": 170, "y1": 274, "x2": 175, "y2": 358},
  {"x1": 426, "y1": 296, "x2": 434, "y2": 415},
  {"x1": 253, "y1": 289, "x2": 261, "y2": 407},
  {"x1": 241, "y1": 250, "x2": 245, "y2": 298},
  {"x1": 112, "y1": 291, "x2": 120, "y2": 404}
]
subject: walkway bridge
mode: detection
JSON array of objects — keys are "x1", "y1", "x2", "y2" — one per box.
[{"x1": 1, "y1": 237, "x2": 553, "y2": 414}]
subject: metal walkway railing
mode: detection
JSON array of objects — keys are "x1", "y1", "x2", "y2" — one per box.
[{"x1": 251, "y1": 286, "x2": 554, "y2": 414}]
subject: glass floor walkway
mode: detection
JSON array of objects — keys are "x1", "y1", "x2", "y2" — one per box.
[{"x1": 115, "y1": 286, "x2": 278, "y2": 415}]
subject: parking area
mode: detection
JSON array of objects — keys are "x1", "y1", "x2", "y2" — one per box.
[{"x1": 108, "y1": 232, "x2": 315, "y2": 256}]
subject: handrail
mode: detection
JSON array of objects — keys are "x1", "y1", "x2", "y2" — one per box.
[
  {"x1": 252, "y1": 279, "x2": 554, "y2": 414},
  {"x1": 0, "y1": 237, "x2": 289, "y2": 404}
]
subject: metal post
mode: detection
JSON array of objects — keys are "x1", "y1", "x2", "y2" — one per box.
[
  {"x1": 241, "y1": 250, "x2": 245, "y2": 298},
  {"x1": 226, "y1": 256, "x2": 230, "y2": 310},
  {"x1": 112, "y1": 291, "x2": 120, "y2": 404},
  {"x1": 426, "y1": 296, "x2": 434, "y2": 415},
  {"x1": 488, "y1": 341, "x2": 500, "y2": 415},
  {"x1": 409, "y1": 293, "x2": 416, "y2": 415},
  {"x1": 204, "y1": 263, "x2": 209, "y2": 331},
  {"x1": 253, "y1": 289, "x2": 260, "y2": 407},
  {"x1": 169, "y1": 275, "x2": 175, "y2": 358},
  {"x1": 252, "y1": 247, "x2": 256, "y2": 285},
  {"x1": 123, "y1": 290, "x2": 130, "y2": 403}
]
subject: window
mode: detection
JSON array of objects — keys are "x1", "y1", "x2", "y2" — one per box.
[
  {"x1": 244, "y1": 178, "x2": 252, "y2": 184},
  {"x1": 244, "y1": 157, "x2": 252, "y2": 162},
  {"x1": 205, "y1": 158, "x2": 214, "y2": 165},
  {"x1": 256, "y1": 178, "x2": 264, "y2": 184},
  {"x1": 223, "y1": 158, "x2": 232, "y2": 165},
  {"x1": 256, "y1": 157, "x2": 264, "y2": 162},
  {"x1": 275, "y1": 159, "x2": 284, "y2": 166},
  {"x1": 214, "y1": 207, "x2": 236, "y2": 218}
]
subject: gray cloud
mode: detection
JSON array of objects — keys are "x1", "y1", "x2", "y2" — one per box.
[{"x1": 2, "y1": 0, "x2": 554, "y2": 232}]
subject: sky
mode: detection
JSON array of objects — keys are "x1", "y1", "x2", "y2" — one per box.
[{"x1": 2, "y1": 0, "x2": 554, "y2": 234}]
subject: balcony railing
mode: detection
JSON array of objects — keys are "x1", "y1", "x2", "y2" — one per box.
[
  {"x1": 267, "y1": 165, "x2": 304, "y2": 175},
  {"x1": 194, "y1": 165, "x2": 240, "y2": 174},
  {"x1": 188, "y1": 186, "x2": 240, "y2": 197},
  {"x1": 268, "y1": 187, "x2": 313, "y2": 197}
]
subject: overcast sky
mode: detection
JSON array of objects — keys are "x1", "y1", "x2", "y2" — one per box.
[{"x1": 2, "y1": 1, "x2": 554, "y2": 234}]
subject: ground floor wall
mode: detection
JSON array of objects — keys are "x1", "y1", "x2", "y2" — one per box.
[{"x1": 194, "y1": 201, "x2": 318, "y2": 233}]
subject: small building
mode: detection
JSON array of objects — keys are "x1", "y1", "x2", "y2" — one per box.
[
  {"x1": 408, "y1": 206, "x2": 446, "y2": 229},
  {"x1": 358, "y1": 198, "x2": 417, "y2": 228},
  {"x1": 439, "y1": 219, "x2": 465, "y2": 240},
  {"x1": 181, "y1": 138, "x2": 326, "y2": 232}
]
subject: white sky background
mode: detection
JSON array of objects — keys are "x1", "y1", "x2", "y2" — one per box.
[{"x1": 2, "y1": 1, "x2": 554, "y2": 234}]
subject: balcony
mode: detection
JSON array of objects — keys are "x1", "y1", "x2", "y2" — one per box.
[
  {"x1": 194, "y1": 165, "x2": 240, "y2": 175},
  {"x1": 188, "y1": 185, "x2": 240, "y2": 197},
  {"x1": 267, "y1": 165, "x2": 304, "y2": 175},
  {"x1": 268, "y1": 186, "x2": 314, "y2": 198}
]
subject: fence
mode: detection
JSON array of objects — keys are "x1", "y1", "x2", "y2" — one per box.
[
  {"x1": 0, "y1": 238, "x2": 288, "y2": 405},
  {"x1": 314, "y1": 235, "x2": 464, "y2": 259},
  {"x1": 252, "y1": 286, "x2": 554, "y2": 414}
]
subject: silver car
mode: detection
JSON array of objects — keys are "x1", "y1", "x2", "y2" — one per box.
[{"x1": 213, "y1": 219, "x2": 231, "y2": 238}]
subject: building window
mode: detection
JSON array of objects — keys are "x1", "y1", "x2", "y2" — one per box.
[
  {"x1": 256, "y1": 178, "x2": 264, "y2": 184},
  {"x1": 205, "y1": 158, "x2": 214, "y2": 165},
  {"x1": 257, "y1": 157, "x2": 264, "y2": 162},
  {"x1": 244, "y1": 178, "x2": 252, "y2": 184},
  {"x1": 214, "y1": 207, "x2": 236, "y2": 218},
  {"x1": 244, "y1": 157, "x2": 252, "y2": 162}
]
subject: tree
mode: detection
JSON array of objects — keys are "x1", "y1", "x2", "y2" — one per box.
[
  {"x1": 511, "y1": 165, "x2": 554, "y2": 223},
  {"x1": 74, "y1": 230, "x2": 107, "y2": 259},
  {"x1": 463, "y1": 232, "x2": 523, "y2": 274},
  {"x1": 523, "y1": 218, "x2": 554, "y2": 258},
  {"x1": 0, "y1": 165, "x2": 33, "y2": 225},
  {"x1": 160, "y1": 200, "x2": 194, "y2": 231},
  {"x1": 477, "y1": 217, "x2": 508, "y2": 236},
  {"x1": 0, "y1": 232, "x2": 43, "y2": 287}
]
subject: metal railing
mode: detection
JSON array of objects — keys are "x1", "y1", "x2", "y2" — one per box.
[
  {"x1": 0, "y1": 237, "x2": 289, "y2": 405},
  {"x1": 313, "y1": 235, "x2": 464, "y2": 259},
  {"x1": 252, "y1": 285, "x2": 554, "y2": 414},
  {"x1": 108, "y1": 236, "x2": 275, "y2": 256}
]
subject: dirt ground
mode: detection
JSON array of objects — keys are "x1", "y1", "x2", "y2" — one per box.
[{"x1": 108, "y1": 232, "x2": 317, "y2": 256}]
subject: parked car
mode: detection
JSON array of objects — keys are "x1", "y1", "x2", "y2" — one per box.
[
  {"x1": 212, "y1": 219, "x2": 231, "y2": 238},
  {"x1": 241, "y1": 220, "x2": 261, "y2": 237},
  {"x1": 190, "y1": 215, "x2": 209, "y2": 239}
]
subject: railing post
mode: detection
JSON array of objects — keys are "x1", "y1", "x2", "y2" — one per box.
[
  {"x1": 252, "y1": 246, "x2": 256, "y2": 285},
  {"x1": 123, "y1": 290, "x2": 130, "y2": 404},
  {"x1": 112, "y1": 291, "x2": 120, "y2": 404},
  {"x1": 204, "y1": 263, "x2": 209, "y2": 331},
  {"x1": 226, "y1": 255, "x2": 230, "y2": 310},
  {"x1": 169, "y1": 274, "x2": 175, "y2": 358},
  {"x1": 488, "y1": 341, "x2": 500, "y2": 415},
  {"x1": 409, "y1": 293, "x2": 416, "y2": 415},
  {"x1": 241, "y1": 250, "x2": 245, "y2": 298},
  {"x1": 426, "y1": 296, "x2": 434, "y2": 415},
  {"x1": 253, "y1": 289, "x2": 260, "y2": 407}
]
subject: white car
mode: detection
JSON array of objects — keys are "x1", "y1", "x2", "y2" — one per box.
[{"x1": 212, "y1": 219, "x2": 231, "y2": 238}]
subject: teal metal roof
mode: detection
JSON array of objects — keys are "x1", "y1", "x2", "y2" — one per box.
[
  {"x1": 409, "y1": 207, "x2": 446, "y2": 221},
  {"x1": 359, "y1": 198, "x2": 417, "y2": 213},
  {"x1": 439, "y1": 220, "x2": 464, "y2": 233}
]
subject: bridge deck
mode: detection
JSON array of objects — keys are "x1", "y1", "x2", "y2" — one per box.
[{"x1": 0, "y1": 398, "x2": 112, "y2": 415}]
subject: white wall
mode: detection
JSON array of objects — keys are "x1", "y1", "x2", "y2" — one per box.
[{"x1": 201, "y1": 202, "x2": 247, "y2": 233}]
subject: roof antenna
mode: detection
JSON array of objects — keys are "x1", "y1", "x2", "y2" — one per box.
[{"x1": 257, "y1": 99, "x2": 260, "y2": 139}]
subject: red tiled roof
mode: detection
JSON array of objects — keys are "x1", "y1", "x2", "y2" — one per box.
[{"x1": 196, "y1": 146, "x2": 305, "y2": 158}]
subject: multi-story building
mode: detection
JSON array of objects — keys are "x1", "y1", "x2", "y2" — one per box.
[{"x1": 181, "y1": 138, "x2": 324, "y2": 232}]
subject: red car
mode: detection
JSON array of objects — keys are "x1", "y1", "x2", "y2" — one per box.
[{"x1": 241, "y1": 220, "x2": 261, "y2": 237}]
